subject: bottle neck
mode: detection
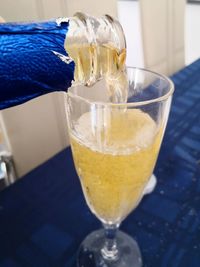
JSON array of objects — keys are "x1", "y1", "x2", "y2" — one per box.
[{"x1": 64, "y1": 12, "x2": 126, "y2": 87}]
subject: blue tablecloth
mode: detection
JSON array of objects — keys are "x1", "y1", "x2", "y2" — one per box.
[{"x1": 0, "y1": 59, "x2": 200, "y2": 267}]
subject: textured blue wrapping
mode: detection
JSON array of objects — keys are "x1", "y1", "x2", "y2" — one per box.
[{"x1": 0, "y1": 20, "x2": 75, "y2": 109}]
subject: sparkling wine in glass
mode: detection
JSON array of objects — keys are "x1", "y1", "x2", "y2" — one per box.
[{"x1": 66, "y1": 67, "x2": 174, "y2": 267}]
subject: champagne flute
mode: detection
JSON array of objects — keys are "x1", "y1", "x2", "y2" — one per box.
[{"x1": 66, "y1": 67, "x2": 174, "y2": 267}]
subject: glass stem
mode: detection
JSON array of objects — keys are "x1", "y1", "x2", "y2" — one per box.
[{"x1": 101, "y1": 223, "x2": 120, "y2": 261}]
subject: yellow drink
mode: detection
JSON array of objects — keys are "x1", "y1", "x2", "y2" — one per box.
[{"x1": 70, "y1": 109, "x2": 163, "y2": 224}]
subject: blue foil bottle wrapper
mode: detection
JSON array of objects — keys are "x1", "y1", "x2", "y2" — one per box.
[{"x1": 0, "y1": 19, "x2": 75, "y2": 109}]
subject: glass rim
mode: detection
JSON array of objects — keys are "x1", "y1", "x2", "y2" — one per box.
[{"x1": 67, "y1": 67, "x2": 174, "y2": 107}]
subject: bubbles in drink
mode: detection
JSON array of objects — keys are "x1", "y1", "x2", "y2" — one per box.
[{"x1": 70, "y1": 109, "x2": 163, "y2": 224}]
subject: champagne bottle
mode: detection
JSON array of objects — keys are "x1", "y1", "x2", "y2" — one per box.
[{"x1": 0, "y1": 13, "x2": 126, "y2": 109}]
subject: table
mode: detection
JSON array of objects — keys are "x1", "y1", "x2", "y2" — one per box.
[{"x1": 0, "y1": 59, "x2": 200, "y2": 267}]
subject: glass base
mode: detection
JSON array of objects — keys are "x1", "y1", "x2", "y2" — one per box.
[
  {"x1": 143, "y1": 174, "x2": 157, "y2": 195},
  {"x1": 77, "y1": 229, "x2": 142, "y2": 267}
]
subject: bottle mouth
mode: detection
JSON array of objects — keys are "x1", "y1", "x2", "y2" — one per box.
[
  {"x1": 65, "y1": 12, "x2": 127, "y2": 87},
  {"x1": 103, "y1": 14, "x2": 126, "y2": 51}
]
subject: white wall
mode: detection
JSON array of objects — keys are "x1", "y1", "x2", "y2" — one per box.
[
  {"x1": 185, "y1": 3, "x2": 200, "y2": 65},
  {"x1": 0, "y1": 0, "x2": 118, "y2": 177},
  {"x1": 140, "y1": 0, "x2": 185, "y2": 75},
  {"x1": 117, "y1": 1, "x2": 144, "y2": 68},
  {"x1": 118, "y1": 0, "x2": 186, "y2": 75},
  {"x1": 64, "y1": 0, "x2": 117, "y2": 17},
  {"x1": 1, "y1": 93, "x2": 69, "y2": 177}
]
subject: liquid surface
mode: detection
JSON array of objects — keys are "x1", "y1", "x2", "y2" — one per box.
[
  {"x1": 65, "y1": 43, "x2": 128, "y2": 102},
  {"x1": 70, "y1": 109, "x2": 163, "y2": 224}
]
